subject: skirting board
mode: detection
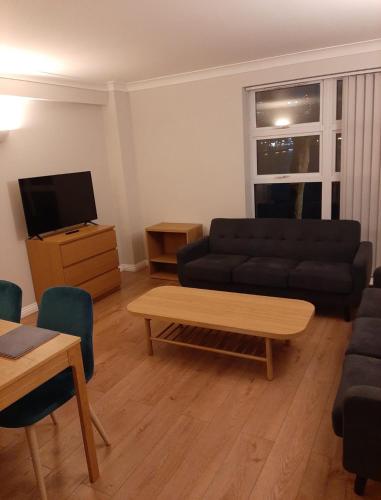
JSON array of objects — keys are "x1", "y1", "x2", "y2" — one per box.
[
  {"x1": 21, "y1": 302, "x2": 39, "y2": 319},
  {"x1": 21, "y1": 262, "x2": 147, "y2": 318},
  {"x1": 119, "y1": 260, "x2": 148, "y2": 272}
]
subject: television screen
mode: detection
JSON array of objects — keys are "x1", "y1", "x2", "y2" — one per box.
[{"x1": 18, "y1": 171, "x2": 97, "y2": 237}]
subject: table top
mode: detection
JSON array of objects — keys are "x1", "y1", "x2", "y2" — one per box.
[
  {"x1": 0, "y1": 319, "x2": 79, "y2": 393},
  {"x1": 127, "y1": 286, "x2": 315, "y2": 339}
]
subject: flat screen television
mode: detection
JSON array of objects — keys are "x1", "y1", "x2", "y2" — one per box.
[{"x1": 18, "y1": 171, "x2": 97, "y2": 237}]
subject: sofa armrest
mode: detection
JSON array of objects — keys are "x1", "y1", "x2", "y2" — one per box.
[
  {"x1": 177, "y1": 236, "x2": 210, "y2": 266},
  {"x1": 342, "y1": 385, "x2": 381, "y2": 480},
  {"x1": 374, "y1": 267, "x2": 381, "y2": 288},
  {"x1": 352, "y1": 242, "x2": 373, "y2": 295}
]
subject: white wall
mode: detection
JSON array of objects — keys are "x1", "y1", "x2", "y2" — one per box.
[
  {"x1": 129, "y1": 79, "x2": 247, "y2": 229},
  {"x1": 0, "y1": 99, "x2": 116, "y2": 307},
  {"x1": 103, "y1": 90, "x2": 146, "y2": 265},
  {"x1": 128, "y1": 49, "x2": 381, "y2": 234},
  {"x1": 1, "y1": 44, "x2": 380, "y2": 309}
]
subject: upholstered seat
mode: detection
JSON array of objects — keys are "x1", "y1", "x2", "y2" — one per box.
[
  {"x1": 0, "y1": 286, "x2": 110, "y2": 500},
  {"x1": 233, "y1": 257, "x2": 298, "y2": 288},
  {"x1": 332, "y1": 354, "x2": 381, "y2": 437},
  {"x1": 178, "y1": 218, "x2": 372, "y2": 317},
  {"x1": 331, "y1": 272, "x2": 381, "y2": 495},
  {"x1": 183, "y1": 254, "x2": 248, "y2": 283},
  {"x1": 357, "y1": 288, "x2": 381, "y2": 319},
  {"x1": 289, "y1": 261, "x2": 352, "y2": 293},
  {"x1": 0, "y1": 286, "x2": 94, "y2": 428},
  {"x1": 346, "y1": 317, "x2": 381, "y2": 360},
  {"x1": 0, "y1": 368, "x2": 76, "y2": 428}
]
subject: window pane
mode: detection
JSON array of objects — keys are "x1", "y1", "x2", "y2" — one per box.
[
  {"x1": 332, "y1": 182, "x2": 340, "y2": 219},
  {"x1": 336, "y1": 80, "x2": 343, "y2": 120},
  {"x1": 335, "y1": 133, "x2": 341, "y2": 172},
  {"x1": 254, "y1": 183, "x2": 322, "y2": 219},
  {"x1": 255, "y1": 84, "x2": 320, "y2": 127},
  {"x1": 257, "y1": 136, "x2": 319, "y2": 175}
]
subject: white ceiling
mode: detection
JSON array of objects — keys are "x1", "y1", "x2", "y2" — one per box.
[{"x1": 2, "y1": 0, "x2": 381, "y2": 85}]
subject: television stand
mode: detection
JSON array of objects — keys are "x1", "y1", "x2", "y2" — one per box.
[
  {"x1": 26, "y1": 224, "x2": 121, "y2": 303},
  {"x1": 84, "y1": 221, "x2": 98, "y2": 226}
]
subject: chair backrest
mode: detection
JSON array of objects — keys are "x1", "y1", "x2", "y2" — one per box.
[
  {"x1": 37, "y1": 286, "x2": 94, "y2": 380},
  {"x1": 0, "y1": 280, "x2": 22, "y2": 323}
]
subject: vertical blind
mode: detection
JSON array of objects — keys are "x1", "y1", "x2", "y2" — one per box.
[{"x1": 341, "y1": 72, "x2": 381, "y2": 269}]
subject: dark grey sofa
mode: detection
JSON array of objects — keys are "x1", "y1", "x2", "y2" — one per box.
[
  {"x1": 177, "y1": 218, "x2": 372, "y2": 318},
  {"x1": 332, "y1": 268, "x2": 381, "y2": 495}
]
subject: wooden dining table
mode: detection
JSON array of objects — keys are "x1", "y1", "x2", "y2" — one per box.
[{"x1": 0, "y1": 319, "x2": 99, "y2": 482}]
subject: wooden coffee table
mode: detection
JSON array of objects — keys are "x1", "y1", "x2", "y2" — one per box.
[{"x1": 127, "y1": 286, "x2": 314, "y2": 380}]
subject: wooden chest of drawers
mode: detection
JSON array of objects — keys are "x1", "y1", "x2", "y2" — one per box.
[{"x1": 26, "y1": 225, "x2": 121, "y2": 304}]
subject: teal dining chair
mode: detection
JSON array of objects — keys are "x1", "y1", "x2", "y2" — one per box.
[
  {"x1": 0, "y1": 280, "x2": 22, "y2": 322},
  {"x1": 0, "y1": 286, "x2": 110, "y2": 500}
]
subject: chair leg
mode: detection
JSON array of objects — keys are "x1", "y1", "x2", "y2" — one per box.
[
  {"x1": 50, "y1": 412, "x2": 58, "y2": 425},
  {"x1": 25, "y1": 425, "x2": 48, "y2": 500},
  {"x1": 354, "y1": 475, "x2": 367, "y2": 496},
  {"x1": 89, "y1": 406, "x2": 111, "y2": 446}
]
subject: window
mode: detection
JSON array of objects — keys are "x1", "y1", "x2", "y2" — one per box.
[
  {"x1": 336, "y1": 80, "x2": 343, "y2": 120},
  {"x1": 335, "y1": 133, "x2": 341, "y2": 172},
  {"x1": 255, "y1": 183, "x2": 322, "y2": 219},
  {"x1": 248, "y1": 78, "x2": 342, "y2": 219},
  {"x1": 255, "y1": 83, "x2": 320, "y2": 127},
  {"x1": 257, "y1": 136, "x2": 320, "y2": 175}
]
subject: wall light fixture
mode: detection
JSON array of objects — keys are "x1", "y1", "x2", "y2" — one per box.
[{"x1": 0, "y1": 95, "x2": 29, "y2": 140}]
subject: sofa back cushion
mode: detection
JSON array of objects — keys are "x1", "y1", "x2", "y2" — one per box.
[{"x1": 209, "y1": 218, "x2": 360, "y2": 263}]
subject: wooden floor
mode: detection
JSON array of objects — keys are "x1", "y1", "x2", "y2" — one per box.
[{"x1": 1, "y1": 270, "x2": 380, "y2": 499}]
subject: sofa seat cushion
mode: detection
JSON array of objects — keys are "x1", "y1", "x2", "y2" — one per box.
[
  {"x1": 183, "y1": 254, "x2": 248, "y2": 283},
  {"x1": 332, "y1": 354, "x2": 381, "y2": 437},
  {"x1": 346, "y1": 317, "x2": 381, "y2": 359},
  {"x1": 289, "y1": 261, "x2": 352, "y2": 293},
  {"x1": 357, "y1": 288, "x2": 381, "y2": 319},
  {"x1": 232, "y1": 257, "x2": 298, "y2": 288}
]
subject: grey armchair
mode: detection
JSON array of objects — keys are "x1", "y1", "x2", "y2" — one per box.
[{"x1": 332, "y1": 267, "x2": 381, "y2": 495}]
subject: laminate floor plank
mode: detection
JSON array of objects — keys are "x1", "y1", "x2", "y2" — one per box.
[
  {"x1": 112, "y1": 414, "x2": 205, "y2": 500},
  {"x1": 67, "y1": 484, "x2": 111, "y2": 500},
  {"x1": 248, "y1": 317, "x2": 349, "y2": 500},
  {"x1": 203, "y1": 433, "x2": 274, "y2": 500},
  {"x1": 242, "y1": 315, "x2": 323, "y2": 443},
  {"x1": 156, "y1": 368, "x2": 268, "y2": 500},
  {"x1": 0, "y1": 270, "x2": 377, "y2": 499}
]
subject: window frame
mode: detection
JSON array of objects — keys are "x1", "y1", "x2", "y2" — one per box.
[{"x1": 247, "y1": 78, "x2": 342, "y2": 220}]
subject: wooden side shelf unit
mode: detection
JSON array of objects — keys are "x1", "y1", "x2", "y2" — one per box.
[
  {"x1": 145, "y1": 222, "x2": 203, "y2": 280},
  {"x1": 26, "y1": 224, "x2": 121, "y2": 303}
]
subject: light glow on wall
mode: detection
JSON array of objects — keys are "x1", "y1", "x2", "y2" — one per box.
[
  {"x1": 0, "y1": 95, "x2": 29, "y2": 131},
  {"x1": 0, "y1": 45, "x2": 61, "y2": 76}
]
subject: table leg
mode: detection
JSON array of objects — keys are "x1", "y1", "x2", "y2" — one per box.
[
  {"x1": 145, "y1": 318, "x2": 153, "y2": 355},
  {"x1": 68, "y1": 344, "x2": 99, "y2": 482},
  {"x1": 265, "y1": 338, "x2": 274, "y2": 381}
]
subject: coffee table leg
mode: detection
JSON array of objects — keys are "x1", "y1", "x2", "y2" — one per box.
[
  {"x1": 265, "y1": 338, "x2": 273, "y2": 381},
  {"x1": 145, "y1": 318, "x2": 153, "y2": 355}
]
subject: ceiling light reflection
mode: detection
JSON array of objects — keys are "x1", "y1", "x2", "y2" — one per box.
[
  {"x1": 274, "y1": 117, "x2": 291, "y2": 127},
  {"x1": 0, "y1": 45, "x2": 61, "y2": 76}
]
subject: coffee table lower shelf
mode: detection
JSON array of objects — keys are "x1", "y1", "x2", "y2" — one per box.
[{"x1": 144, "y1": 319, "x2": 275, "y2": 380}]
